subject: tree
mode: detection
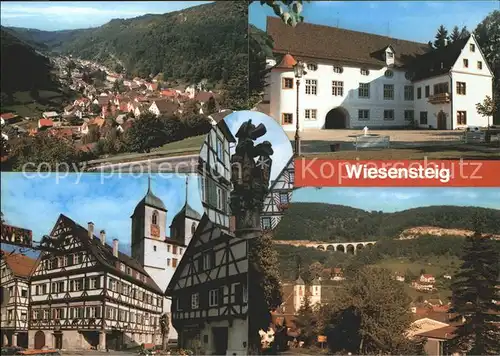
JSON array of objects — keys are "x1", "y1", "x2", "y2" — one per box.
[
  {"x1": 450, "y1": 26, "x2": 471, "y2": 42},
  {"x1": 249, "y1": 24, "x2": 274, "y2": 108},
  {"x1": 125, "y1": 112, "x2": 184, "y2": 153},
  {"x1": 114, "y1": 63, "x2": 123, "y2": 74},
  {"x1": 205, "y1": 96, "x2": 217, "y2": 115},
  {"x1": 308, "y1": 261, "x2": 323, "y2": 279},
  {"x1": 295, "y1": 288, "x2": 318, "y2": 346},
  {"x1": 476, "y1": 95, "x2": 497, "y2": 129},
  {"x1": 184, "y1": 115, "x2": 212, "y2": 137},
  {"x1": 319, "y1": 267, "x2": 424, "y2": 355},
  {"x1": 474, "y1": 10, "x2": 500, "y2": 125},
  {"x1": 82, "y1": 125, "x2": 100, "y2": 144},
  {"x1": 90, "y1": 103, "x2": 101, "y2": 114},
  {"x1": 251, "y1": 1, "x2": 308, "y2": 27},
  {"x1": 181, "y1": 99, "x2": 201, "y2": 119},
  {"x1": 433, "y1": 25, "x2": 449, "y2": 49},
  {"x1": 159, "y1": 313, "x2": 170, "y2": 350},
  {"x1": 248, "y1": 232, "x2": 283, "y2": 353},
  {"x1": 8, "y1": 133, "x2": 83, "y2": 171},
  {"x1": 448, "y1": 231, "x2": 500, "y2": 355}
]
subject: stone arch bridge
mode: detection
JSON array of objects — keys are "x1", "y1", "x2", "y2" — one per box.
[{"x1": 274, "y1": 240, "x2": 377, "y2": 255}]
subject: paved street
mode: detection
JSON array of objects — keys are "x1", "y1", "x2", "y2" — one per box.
[{"x1": 287, "y1": 128, "x2": 465, "y2": 153}]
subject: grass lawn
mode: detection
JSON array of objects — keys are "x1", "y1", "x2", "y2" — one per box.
[
  {"x1": 152, "y1": 134, "x2": 204, "y2": 153},
  {"x1": 305, "y1": 145, "x2": 500, "y2": 160},
  {"x1": 2, "y1": 90, "x2": 67, "y2": 118}
]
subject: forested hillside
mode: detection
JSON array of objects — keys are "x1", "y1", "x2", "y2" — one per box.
[
  {"x1": 0, "y1": 28, "x2": 58, "y2": 97},
  {"x1": 274, "y1": 203, "x2": 500, "y2": 241},
  {"x1": 6, "y1": 2, "x2": 247, "y2": 86}
]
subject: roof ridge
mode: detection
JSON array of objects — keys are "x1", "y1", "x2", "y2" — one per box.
[{"x1": 267, "y1": 16, "x2": 428, "y2": 46}]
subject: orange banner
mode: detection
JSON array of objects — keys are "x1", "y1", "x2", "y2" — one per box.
[{"x1": 294, "y1": 159, "x2": 500, "y2": 187}]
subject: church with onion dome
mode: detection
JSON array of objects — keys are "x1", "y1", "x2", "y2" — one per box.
[{"x1": 131, "y1": 177, "x2": 202, "y2": 342}]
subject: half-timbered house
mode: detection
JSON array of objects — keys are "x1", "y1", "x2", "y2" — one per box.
[
  {"x1": 28, "y1": 215, "x2": 163, "y2": 351},
  {"x1": 198, "y1": 115, "x2": 236, "y2": 233},
  {"x1": 1, "y1": 251, "x2": 38, "y2": 348},
  {"x1": 131, "y1": 178, "x2": 202, "y2": 342},
  {"x1": 166, "y1": 215, "x2": 249, "y2": 355},
  {"x1": 260, "y1": 158, "x2": 295, "y2": 231}
]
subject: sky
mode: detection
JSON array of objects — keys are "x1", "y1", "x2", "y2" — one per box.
[
  {"x1": 249, "y1": 1, "x2": 499, "y2": 43},
  {"x1": 0, "y1": 173, "x2": 203, "y2": 254},
  {"x1": 0, "y1": 1, "x2": 211, "y2": 31},
  {"x1": 223, "y1": 111, "x2": 293, "y2": 182},
  {"x1": 293, "y1": 187, "x2": 500, "y2": 212}
]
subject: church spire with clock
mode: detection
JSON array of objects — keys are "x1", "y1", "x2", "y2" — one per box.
[{"x1": 131, "y1": 177, "x2": 168, "y2": 266}]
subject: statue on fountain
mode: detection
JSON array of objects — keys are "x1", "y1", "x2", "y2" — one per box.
[{"x1": 230, "y1": 119, "x2": 273, "y2": 237}]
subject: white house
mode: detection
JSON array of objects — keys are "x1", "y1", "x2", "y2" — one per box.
[
  {"x1": 420, "y1": 274, "x2": 436, "y2": 284},
  {"x1": 130, "y1": 179, "x2": 202, "y2": 342},
  {"x1": 166, "y1": 215, "x2": 249, "y2": 355},
  {"x1": 264, "y1": 17, "x2": 493, "y2": 131},
  {"x1": 198, "y1": 117, "x2": 236, "y2": 233}
]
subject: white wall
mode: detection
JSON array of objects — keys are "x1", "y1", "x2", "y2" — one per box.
[
  {"x1": 413, "y1": 74, "x2": 452, "y2": 129},
  {"x1": 268, "y1": 62, "x2": 415, "y2": 130}
]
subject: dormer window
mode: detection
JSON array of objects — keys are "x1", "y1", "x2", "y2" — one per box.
[
  {"x1": 360, "y1": 69, "x2": 370, "y2": 76},
  {"x1": 384, "y1": 70, "x2": 394, "y2": 78},
  {"x1": 384, "y1": 46, "x2": 395, "y2": 66},
  {"x1": 333, "y1": 66, "x2": 343, "y2": 74},
  {"x1": 307, "y1": 63, "x2": 318, "y2": 71}
]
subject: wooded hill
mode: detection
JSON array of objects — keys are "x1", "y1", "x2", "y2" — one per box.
[
  {"x1": 274, "y1": 203, "x2": 500, "y2": 242},
  {"x1": 6, "y1": 1, "x2": 248, "y2": 87},
  {"x1": 0, "y1": 27, "x2": 58, "y2": 95}
]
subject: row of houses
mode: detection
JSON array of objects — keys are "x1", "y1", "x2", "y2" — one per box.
[{"x1": 1, "y1": 117, "x2": 296, "y2": 354}]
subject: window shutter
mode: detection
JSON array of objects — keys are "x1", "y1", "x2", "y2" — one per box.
[
  {"x1": 197, "y1": 256, "x2": 203, "y2": 271},
  {"x1": 218, "y1": 286, "x2": 224, "y2": 306},
  {"x1": 201, "y1": 290, "x2": 208, "y2": 309},
  {"x1": 235, "y1": 283, "x2": 242, "y2": 304}
]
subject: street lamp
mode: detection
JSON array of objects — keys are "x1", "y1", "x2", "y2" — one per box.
[{"x1": 293, "y1": 60, "x2": 306, "y2": 156}]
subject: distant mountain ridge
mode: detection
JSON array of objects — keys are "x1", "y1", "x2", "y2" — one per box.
[
  {"x1": 274, "y1": 203, "x2": 500, "y2": 242},
  {"x1": 5, "y1": 1, "x2": 247, "y2": 85}
]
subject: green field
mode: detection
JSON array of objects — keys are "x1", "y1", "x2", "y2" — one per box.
[
  {"x1": 152, "y1": 134, "x2": 205, "y2": 154},
  {"x1": 1, "y1": 90, "x2": 68, "y2": 118}
]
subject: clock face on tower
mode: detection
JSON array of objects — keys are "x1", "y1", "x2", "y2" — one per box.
[{"x1": 151, "y1": 224, "x2": 160, "y2": 238}]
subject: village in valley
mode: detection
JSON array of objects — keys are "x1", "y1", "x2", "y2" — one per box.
[{"x1": 1, "y1": 54, "x2": 224, "y2": 169}]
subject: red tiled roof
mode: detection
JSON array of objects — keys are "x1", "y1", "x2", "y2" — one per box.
[
  {"x1": 417, "y1": 325, "x2": 458, "y2": 340},
  {"x1": 1, "y1": 113, "x2": 19, "y2": 120},
  {"x1": 276, "y1": 53, "x2": 297, "y2": 69},
  {"x1": 1, "y1": 250, "x2": 38, "y2": 278},
  {"x1": 38, "y1": 119, "x2": 53, "y2": 127}
]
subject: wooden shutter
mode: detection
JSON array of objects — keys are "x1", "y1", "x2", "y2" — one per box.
[
  {"x1": 234, "y1": 283, "x2": 242, "y2": 304},
  {"x1": 218, "y1": 286, "x2": 224, "y2": 306},
  {"x1": 197, "y1": 256, "x2": 203, "y2": 271}
]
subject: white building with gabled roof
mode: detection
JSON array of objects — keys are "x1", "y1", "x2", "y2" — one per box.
[{"x1": 264, "y1": 17, "x2": 493, "y2": 131}]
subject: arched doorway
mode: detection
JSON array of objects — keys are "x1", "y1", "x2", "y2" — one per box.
[
  {"x1": 34, "y1": 331, "x2": 45, "y2": 349},
  {"x1": 325, "y1": 107, "x2": 349, "y2": 129},
  {"x1": 437, "y1": 111, "x2": 447, "y2": 130}
]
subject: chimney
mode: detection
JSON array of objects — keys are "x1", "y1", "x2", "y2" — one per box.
[
  {"x1": 100, "y1": 230, "x2": 106, "y2": 245},
  {"x1": 88, "y1": 222, "x2": 94, "y2": 239},
  {"x1": 112, "y1": 239, "x2": 119, "y2": 257}
]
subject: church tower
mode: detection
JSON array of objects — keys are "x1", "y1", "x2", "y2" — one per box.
[
  {"x1": 169, "y1": 177, "x2": 202, "y2": 248},
  {"x1": 131, "y1": 177, "x2": 168, "y2": 273},
  {"x1": 293, "y1": 276, "x2": 306, "y2": 313},
  {"x1": 309, "y1": 277, "x2": 322, "y2": 307}
]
